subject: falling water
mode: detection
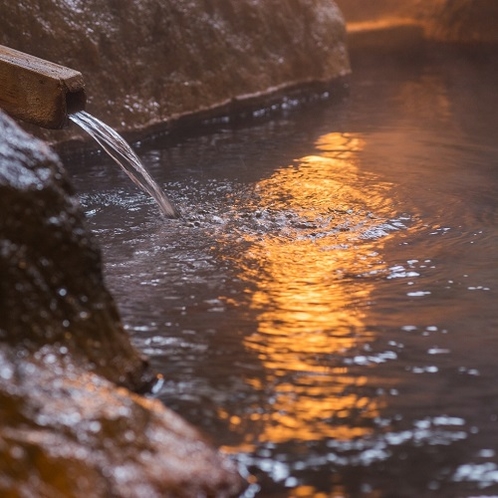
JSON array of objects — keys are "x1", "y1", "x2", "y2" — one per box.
[{"x1": 69, "y1": 110, "x2": 180, "y2": 218}]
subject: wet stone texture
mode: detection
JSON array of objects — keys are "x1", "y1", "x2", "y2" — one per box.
[
  {"x1": 0, "y1": 110, "x2": 244, "y2": 497},
  {"x1": 0, "y1": 110, "x2": 149, "y2": 389},
  {"x1": 0, "y1": 0, "x2": 349, "y2": 139},
  {"x1": 424, "y1": 0, "x2": 498, "y2": 43},
  {"x1": 335, "y1": 0, "x2": 498, "y2": 43}
]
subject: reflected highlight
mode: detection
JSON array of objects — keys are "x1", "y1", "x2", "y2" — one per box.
[{"x1": 220, "y1": 133, "x2": 400, "y2": 448}]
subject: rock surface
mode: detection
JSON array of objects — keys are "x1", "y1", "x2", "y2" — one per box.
[
  {"x1": 423, "y1": 0, "x2": 498, "y2": 43},
  {"x1": 335, "y1": 0, "x2": 498, "y2": 44},
  {"x1": 0, "y1": 110, "x2": 149, "y2": 389},
  {"x1": 334, "y1": 0, "x2": 423, "y2": 23},
  {"x1": 0, "y1": 349, "x2": 243, "y2": 498},
  {"x1": 0, "y1": 0, "x2": 350, "y2": 139},
  {"x1": 0, "y1": 110, "x2": 244, "y2": 497}
]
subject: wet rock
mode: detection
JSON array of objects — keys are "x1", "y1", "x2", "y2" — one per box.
[
  {"x1": 0, "y1": 0, "x2": 349, "y2": 139},
  {"x1": 335, "y1": 0, "x2": 498, "y2": 44},
  {"x1": 334, "y1": 0, "x2": 424, "y2": 23},
  {"x1": 423, "y1": 0, "x2": 498, "y2": 43},
  {"x1": 0, "y1": 110, "x2": 244, "y2": 496},
  {"x1": 0, "y1": 349, "x2": 242, "y2": 498},
  {"x1": 0, "y1": 110, "x2": 148, "y2": 389}
]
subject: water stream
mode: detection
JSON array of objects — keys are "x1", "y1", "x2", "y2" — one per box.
[
  {"x1": 69, "y1": 110, "x2": 179, "y2": 218},
  {"x1": 65, "y1": 42, "x2": 498, "y2": 497}
]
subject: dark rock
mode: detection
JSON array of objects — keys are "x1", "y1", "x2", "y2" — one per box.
[
  {"x1": 0, "y1": 0, "x2": 349, "y2": 140},
  {"x1": 0, "y1": 110, "x2": 149, "y2": 389},
  {"x1": 0, "y1": 110, "x2": 244, "y2": 497}
]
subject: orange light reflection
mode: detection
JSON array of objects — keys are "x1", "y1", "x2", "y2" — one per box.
[{"x1": 221, "y1": 132, "x2": 396, "y2": 450}]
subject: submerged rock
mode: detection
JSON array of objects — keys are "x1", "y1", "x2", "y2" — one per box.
[
  {"x1": 0, "y1": 0, "x2": 349, "y2": 139},
  {"x1": 0, "y1": 110, "x2": 244, "y2": 497}
]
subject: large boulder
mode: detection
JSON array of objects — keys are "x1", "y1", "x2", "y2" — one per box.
[
  {"x1": 0, "y1": 0, "x2": 350, "y2": 138},
  {"x1": 0, "y1": 110, "x2": 244, "y2": 497}
]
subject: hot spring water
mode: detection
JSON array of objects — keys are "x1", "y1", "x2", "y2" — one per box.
[
  {"x1": 69, "y1": 110, "x2": 179, "y2": 218},
  {"x1": 65, "y1": 44, "x2": 498, "y2": 497}
]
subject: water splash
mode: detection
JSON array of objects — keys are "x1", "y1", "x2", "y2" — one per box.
[{"x1": 70, "y1": 111, "x2": 180, "y2": 218}]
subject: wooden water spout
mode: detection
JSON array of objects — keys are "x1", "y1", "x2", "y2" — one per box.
[
  {"x1": 0, "y1": 45, "x2": 86, "y2": 129},
  {"x1": 0, "y1": 45, "x2": 179, "y2": 218}
]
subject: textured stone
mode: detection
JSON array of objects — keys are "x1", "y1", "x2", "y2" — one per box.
[
  {"x1": 0, "y1": 110, "x2": 244, "y2": 497},
  {"x1": 0, "y1": 0, "x2": 350, "y2": 139},
  {"x1": 0, "y1": 110, "x2": 149, "y2": 389},
  {"x1": 0, "y1": 44, "x2": 86, "y2": 129},
  {"x1": 423, "y1": 0, "x2": 498, "y2": 43},
  {"x1": 0, "y1": 349, "x2": 243, "y2": 498},
  {"x1": 335, "y1": 0, "x2": 498, "y2": 44},
  {"x1": 334, "y1": 0, "x2": 423, "y2": 23}
]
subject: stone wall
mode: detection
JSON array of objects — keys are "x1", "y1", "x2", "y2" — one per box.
[
  {"x1": 334, "y1": 0, "x2": 425, "y2": 23},
  {"x1": 424, "y1": 0, "x2": 498, "y2": 43},
  {"x1": 0, "y1": 0, "x2": 350, "y2": 139},
  {"x1": 335, "y1": 0, "x2": 498, "y2": 43}
]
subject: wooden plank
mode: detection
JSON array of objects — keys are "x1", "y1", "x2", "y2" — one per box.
[{"x1": 0, "y1": 45, "x2": 85, "y2": 129}]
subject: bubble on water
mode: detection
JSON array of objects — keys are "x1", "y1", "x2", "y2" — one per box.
[
  {"x1": 402, "y1": 325, "x2": 418, "y2": 332},
  {"x1": 89, "y1": 421, "x2": 102, "y2": 433},
  {"x1": 45, "y1": 353, "x2": 57, "y2": 364},
  {"x1": 478, "y1": 449, "x2": 496, "y2": 458},
  {"x1": 145, "y1": 336, "x2": 181, "y2": 347},
  {"x1": 344, "y1": 350, "x2": 398, "y2": 366},
  {"x1": 432, "y1": 416, "x2": 465, "y2": 426},
  {"x1": 453, "y1": 462, "x2": 498, "y2": 486},
  {"x1": 407, "y1": 291, "x2": 431, "y2": 297},
  {"x1": 284, "y1": 476, "x2": 298, "y2": 488},
  {"x1": 410, "y1": 365, "x2": 439, "y2": 374},
  {"x1": 0, "y1": 365, "x2": 13, "y2": 380},
  {"x1": 458, "y1": 367, "x2": 480, "y2": 376},
  {"x1": 150, "y1": 374, "x2": 165, "y2": 395},
  {"x1": 387, "y1": 265, "x2": 420, "y2": 279},
  {"x1": 428, "y1": 347, "x2": 450, "y2": 355}
]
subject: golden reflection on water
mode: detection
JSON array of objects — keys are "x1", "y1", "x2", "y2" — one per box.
[{"x1": 221, "y1": 132, "x2": 398, "y2": 451}]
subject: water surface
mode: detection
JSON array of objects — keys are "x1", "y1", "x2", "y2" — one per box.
[{"x1": 66, "y1": 42, "x2": 498, "y2": 497}]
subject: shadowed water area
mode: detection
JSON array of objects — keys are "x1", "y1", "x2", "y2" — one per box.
[{"x1": 65, "y1": 42, "x2": 498, "y2": 497}]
